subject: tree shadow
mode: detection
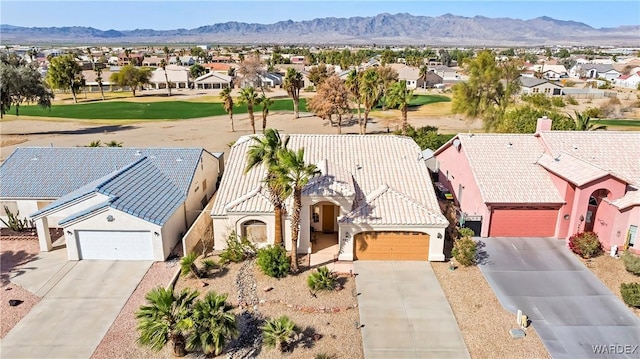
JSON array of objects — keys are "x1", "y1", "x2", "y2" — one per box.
[
  {"x1": 225, "y1": 310, "x2": 264, "y2": 358},
  {"x1": 1, "y1": 250, "x2": 39, "y2": 286},
  {"x1": 8, "y1": 125, "x2": 139, "y2": 136},
  {"x1": 475, "y1": 240, "x2": 490, "y2": 265},
  {"x1": 293, "y1": 326, "x2": 321, "y2": 350}
]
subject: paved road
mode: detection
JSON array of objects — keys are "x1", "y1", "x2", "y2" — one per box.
[
  {"x1": 479, "y1": 237, "x2": 640, "y2": 359},
  {"x1": 354, "y1": 261, "x2": 470, "y2": 359},
  {"x1": 1, "y1": 253, "x2": 151, "y2": 359}
]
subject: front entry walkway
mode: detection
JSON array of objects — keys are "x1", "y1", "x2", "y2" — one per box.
[
  {"x1": 354, "y1": 261, "x2": 470, "y2": 358},
  {"x1": 1, "y1": 253, "x2": 151, "y2": 358},
  {"x1": 479, "y1": 237, "x2": 640, "y2": 359}
]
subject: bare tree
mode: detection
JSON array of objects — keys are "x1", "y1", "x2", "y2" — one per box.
[
  {"x1": 238, "y1": 54, "x2": 264, "y2": 89},
  {"x1": 307, "y1": 75, "x2": 351, "y2": 134}
]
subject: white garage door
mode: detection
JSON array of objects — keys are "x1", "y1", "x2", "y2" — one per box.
[{"x1": 77, "y1": 231, "x2": 154, "y2": 260}]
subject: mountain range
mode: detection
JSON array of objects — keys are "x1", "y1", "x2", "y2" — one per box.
[{"x1": 1, "y1": 13, "x2": 639, "y2": 46}]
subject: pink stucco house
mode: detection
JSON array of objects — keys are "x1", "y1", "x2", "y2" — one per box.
[{"x1": 434, "y1": 118, "x2": 640, "y2": 254}]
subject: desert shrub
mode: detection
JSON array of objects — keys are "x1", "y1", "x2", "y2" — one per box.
[
  {"x1": 568, "y1": 231, "x2": 603, "y2": 259},
  {"x1": 452, "y1": 228, "x2": 476, "y2": 266},
  {"x1": 607, "y1": 97, "x2": 622, "y2": 105},
  {"x1": 307, "y1": 266, "x2": 337, "y2": 291},
  {"x1": 201, "y1": 258, "x2": 219, "y2": 271},
  {"x1": 551, "y1": 97, "x2": 565, "y2": 107},
  {"x1": 566, "y1": 96, "x2": 579, "y2": 105},
  {"x1": 620, "y1": 283, "x2": 640, "y2": 307},
  {"x1": 261, "y1": 316, "x2": 297, "y2": 352},
  {"x1": 180, "y1": 252, "x2": 201, "y2": 278},
  {"x1": 304, "y1": 85, "x2": 315, "y2": 92},
  {"x1": 564, "y1": 80, "x2": 576, "y2": 88},
  {"x1": 583, "y1": 107, "x2": 602, "y2": 118},
  {"x1": 256, "y1": 245, "x2": 290, "y2": 278},
  {"x1": 315, "y1": 354, "x2": 335, "y2": 359},
  {"x1": 521, "y1": 93, "x2": 552, "y2": 108},
  {"x1": 219, "y1": 231, "x2": 257, "y2": 264},
  {"x1": 621, "y1": 251, "x2": 640, "y2": 275}
]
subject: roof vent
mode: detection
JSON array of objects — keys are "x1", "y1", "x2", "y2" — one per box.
[
  {"x1": 176, "y1": 157, "x2": 183, "y2": 162},
  {"x1": 507, "y1": 142, "x2": 513, "y2": 148},
  {"x1": 356, "y1": 164, "x2": 362, "y2": 170},
  {"x1": 31, "y1": 157, "x2": 38, "y2": 161},
  {"x1": 134, "y1": 150, "x2": 142, "y2": 156},
  {"x1": 573, "y1": 145, "x2": 578, "y2": 150}
]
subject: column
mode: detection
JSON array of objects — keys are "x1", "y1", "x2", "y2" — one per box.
[{"x1": 36, "y1": 217, "x2": 52, "y2": 252}]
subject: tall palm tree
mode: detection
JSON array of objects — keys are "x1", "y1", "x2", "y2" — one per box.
[
  {"x1": 160, "y1": 58, "x2": 171, "y2": 97},
  {"x1": 94, "y1": 65, "x2": 105, "y2": 101},
  {"x1": 283, "y1": 68, "x2": 304, "y2": 119},
  {"x1": 359, "y1": 69, "x2": 382, "y2": 135},
  {"x1": 220, "y1": 87, "x2": 234, "y2": 132},
  {"x1": 345, "y1": 69, "x2": 361, "y2": 125},
  {"x1": 573, "y1": 110, "x2": 607, "y2": 131},
  {"x1": 258, "y1": 93, "x2": 274, "y2": 132},
  {"x1": 238, "y1": 87, "x2": 258, "y2": 134},
  {"x1": 135, "y1": 287, "x2": 199, "y2": 357},
  {"x1": 387, "y1": 80, "x2": 414, "y2": 135},
  {"x1": 419, "y1": 65, "x2": 429, "y2": 91},
  {"x1": 273, "y1": 148, "x2": 319, "y2": 272},
  {"x1": 186, "y1": 291, "x2": 238, "y2": 356},
  {"x1": 245, "y1": 128, "x2": 289, "y2": 246}
]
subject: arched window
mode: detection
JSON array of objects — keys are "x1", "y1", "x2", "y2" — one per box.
[{"x1": 241, "y1": 220, "x2": 267, "y2": 243}]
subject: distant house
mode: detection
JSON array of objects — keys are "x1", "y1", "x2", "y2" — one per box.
[
  {"x1": 193, "y1": 72, "x2": 232, "y2": 89},
  {"x1": 519, "y1": 76, "x2": 563, "y2": 96},
  {"x1": 260, "y1": 73, "x2": 283, "y2": 88},
  {"x1": 570, "y1": 64, "x2": 621, "y2": 81},
  {"x1": 117, "y1": 53, "x2": 144, "y2": 66},
  {"x1": 429, "y1": 65, "x2": 459, "y2": 81},
  {"x1": 178, "y1": 56, "x2": 196, "y2": 66},
  {"x1": 389, "y1": 64, "x2": 423, "y2": 89},
  {"x1": 150, "y1": 65, "x2": 190, "y2": 89},
  {"x1": 142, "y1": 56, "x2": 164, "y2": 67},
  {"x1": 528, "y1": 64, "x2": 569, "y2": 80},
  {"x1": 203, "y1": 62, "x2": 232, "y2": 75},
  {"x1": 615, "y1": 71, "x2": 640, "y2": 89},
  {"x1": 290, "y1": 56, "x2": 305, "y2": 64}
]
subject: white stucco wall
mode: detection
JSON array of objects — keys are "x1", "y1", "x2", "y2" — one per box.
[
  {"x1": 184, "y1": 153, "x2": 220, "y2": 226},
  {"x1": 63, "y1": 208, "x2": 164, "y2": 261},
  {"x1": 213, "y1": 213, "x2": 275, "y2": 250},
  {"x1": 160, "y1": 203, "x2": 187, "y2": 258}
]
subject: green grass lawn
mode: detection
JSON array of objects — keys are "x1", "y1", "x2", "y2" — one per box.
[
  {"x1": 17, "y1": 98, "x2": 307, "y2": 120},
  {"x1": 597, "y1": 119, "x2": 640, "y2": 127},
  {"x1": 408, "y1": 94, "x2": 451, "y2": 107}
]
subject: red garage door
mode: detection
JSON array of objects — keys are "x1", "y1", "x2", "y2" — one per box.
[{"x1": 489, "y1": 207, "x2": 558, "y2": 237}]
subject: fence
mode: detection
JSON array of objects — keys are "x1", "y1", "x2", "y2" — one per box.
[{"x1": 181, "y1": 195, "x2": 215, "y2": 256}]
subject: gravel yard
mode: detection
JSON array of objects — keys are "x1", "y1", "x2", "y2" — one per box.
[
  {"x1": 431, "y1": 262, "x2": 550, "y2": 359},
  {"x1": 0, "y1": 239, "x2": 41, "y2": 339},
  {"x1": 583, "y1": 254, "x2": 640, "y2": 318}
]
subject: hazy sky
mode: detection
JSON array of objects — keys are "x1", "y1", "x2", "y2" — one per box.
[{"x1": 2, "y1": 1, "x2": 639, "y2": 30}]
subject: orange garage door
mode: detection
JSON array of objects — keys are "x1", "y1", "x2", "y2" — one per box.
[
  {"x1": 488, "y1": 207, "x2": 558, "y2": 237},
  {"x1": 354, "y1": 231, "x2": 430, "y2": 260}
]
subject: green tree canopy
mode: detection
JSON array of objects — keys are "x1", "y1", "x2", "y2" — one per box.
[
  {"x1": 498, "y1": 106, "x2": 575, "y2": 133},
  {"x1": 46, "y1": 54, "x2": 84, "y2": 103},
  {"x1": 0, "y1": 54, "x2": 54, "y2": 118},
  {"x1": 109, "y1": 65, "x2": 152, "y2": 97},
  {"x1": 189, "y1": 63, "x2": 206, "y2": 79}
]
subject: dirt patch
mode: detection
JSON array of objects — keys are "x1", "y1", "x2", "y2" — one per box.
[
  {"x1": 0, "y1": 239, "x2": 42, "y2": 338},
  {"x1": 0, "y1": 136, "x2": 28, "y2": 148},
  {"x1": 432, "y1": 262, "x2": 550, "y2": 359},
  {"x1": 582, "y1": 254, "x2": 640, "y2": 318}
]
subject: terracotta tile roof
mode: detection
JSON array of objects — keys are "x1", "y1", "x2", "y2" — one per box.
[
  {"x1": 455, "y1": 134, "x2": 564, "y2": 204},
  {"x1": 537, "y1": 153, "x2": 609, "y2": 186},
  {"x1": 539, "y1": 131, "x2": 640, "y2": 186},
  {"x1": 212, "y1": 135, "x2": 447, "y2": 227},
  {"x1": 609, "y1": 188, "x2": 640, "y2": 210}
]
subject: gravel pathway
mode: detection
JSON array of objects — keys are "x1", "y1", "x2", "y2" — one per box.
[
  {"x1": 226, "y1": 259, "x2": 263, "y2": 358},
  {"x1": 0, "y1": 239, "x2": 41, "y2": 339}
]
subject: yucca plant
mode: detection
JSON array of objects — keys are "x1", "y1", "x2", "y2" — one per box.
[
  {"x1": 261, "y1": 315, "x2": 297, "y2": 352},
  {"x1": 135, "y1": 287, "x2": 199, "y2": 357},
  {"x1": 186, "y1": 291, "x2": 238, "y2": 356},
  {"x1": 307, "y1": 266, "x2": 337, "y2": 291}
]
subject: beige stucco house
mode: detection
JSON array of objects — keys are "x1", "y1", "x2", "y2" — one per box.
[
  {"x1": 211, "y1": 135, "x2": 448, "y2": 261},
  {"x1": 0, "y1": 147, "x2": 222, "y2": 261}
]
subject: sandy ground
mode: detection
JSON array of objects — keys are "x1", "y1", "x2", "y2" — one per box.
[{"x1": 583, "y1": 254, "x2": 640, "y2": 318}]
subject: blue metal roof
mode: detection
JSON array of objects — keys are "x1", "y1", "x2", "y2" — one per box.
[{"x1": 1, "y1": 147, "x2": 211, "y2": 226}]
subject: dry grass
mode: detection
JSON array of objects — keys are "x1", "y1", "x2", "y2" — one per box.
[
  {"x1": 431, "y1": 262, "x2": 550, "y2": 359},
  {"x1": 583, "y1": 254, "x2": 640, "y2": 318},
  {"x1": 0, "y1": 137, "x2": 28, "y2": 148}
]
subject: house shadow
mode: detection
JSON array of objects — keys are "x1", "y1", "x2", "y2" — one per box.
[
  {"x1": 226, "y1": 310, "x2": 264, "y2": 357},
  {"x1": 1, "y1": 250, "x2": 39, "y2": 287}
]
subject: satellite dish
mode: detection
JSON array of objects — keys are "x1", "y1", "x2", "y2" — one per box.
[{"x1": 453, "y1": 139, "x2": 461, "y2": 151}]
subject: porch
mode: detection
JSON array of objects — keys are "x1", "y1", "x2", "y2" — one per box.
[{"x1": 307, "y1": 232, "x2": 353, "y2": 274}]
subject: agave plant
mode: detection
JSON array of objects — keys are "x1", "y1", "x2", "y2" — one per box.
[{"x1": 307, "y1": 266, "x2": 337, "y2": 291}]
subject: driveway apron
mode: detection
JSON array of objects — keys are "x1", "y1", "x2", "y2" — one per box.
[
  {"x1": 479, "y1": 237, "x2": 640, "y2": 359},
  {"x1": 1, "y1": 260, "x2": 152, "y2": 358},
  {"x1": 354, "y1": 261, "x2": 470, "y2": 359}
]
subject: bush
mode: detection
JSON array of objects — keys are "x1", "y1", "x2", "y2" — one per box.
[
  {"x1": 201, "y1": 258, "x2": 219, "y2": 271},
  {"x1": 307, "y1": 266, "x2": 337, "y2": 291},
  {"x1": 521, "y1": 93, "x2": 552, "y2": 108},
  {"x1": 620, "y1": 283, "x2": 640, "y2": 307},
  {"x1": 256, "y1": 245, "x2": 290, "y2": 278},
  {"x1": 219, "y1": 231, "x2": 257, "y2": 264},
  {"x1": 261, "y1": 316, "x2": 297, "y2": 352},
  {"x1": 566, "y1": 96, "x2": 579, "y2": 105},
  {"x1": 452, "y1": 228, "x2": 476, "y2": 266},
  {"x1": 551, "y1": 97, "x2": 565, "y2": 107},
  {"x1": 564, "y1": 80, "x2": 576, "y2": 88},
  {"x1": 568, "y1": 231, "x2": 603, "y2": 259},
  {"x1": 621, "y1": 251, "x2": 640, "y2": 275},
  {"x1": 180, "y1": 252, "x2": 201, "y2": 278}
]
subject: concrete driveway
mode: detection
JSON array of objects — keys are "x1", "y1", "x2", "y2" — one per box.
[
  {"x1": 354, "y1": 261, "x2": 470, "y2": 359},
  {"x1": 1, "y1": 251, "x2": 151, "y2": 358},
  {"x1": 479, "y1": 237, "x2": 640, "y2": 359}
]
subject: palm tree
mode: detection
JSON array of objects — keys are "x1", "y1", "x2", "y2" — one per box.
[
  {"x1": 238, "y1": 87, "x2": 258, "y2": 134},
  {"x1": 186, "y1": 291, "x2": 238, "y2": 356},
  {"x1": 261, "y1": 316, "x2": 297, "y2": 353},
  {"x1": 283, "y1": 68, "x2": 304, "y2": 119},
  {"x1": 419, "y1": 65, "x2": 429, "y2": 91},
  {"x1": 160, "y1": 59, "x2": 171, "y2": 97},
  {"x1": 245, "y1": 129, "x2": 289, "y2": 246},
  {"x1": 87, "y1": 140, "x2": 102, "y2": 147},
  {"x1": 258, "y1": 94, "x2": 274, "y2": 132},
  {"x1": 572, "y1": 110, "x2": 607, "y2": 131},
  {"x1": 387, "y1": 80, "x2": 414, "y2": 135},
  {"x1": 180, "y1": 252, "x2": 201, "y2": 278},
  {"x1": 345, "y1": 69, "x2": 361, "y2": 125},
  {"x1": 359, "y1": 69, "x2": 382, "y2": 135},
  {"x1": 220, "y1": 87, "x2": 234, "y2": 132},
  {"x1": 104, "y1": 140, "x2": 123, "y2": 147},
  {"x1": 135, "y1": 287, "x2": 199, "y2": 357},
  {"x1": 94, "y1": 65, "x2": 105, "y2": 101},
  {"x1": 273, "y1": 148, "x2": 319, "y2": 272}
]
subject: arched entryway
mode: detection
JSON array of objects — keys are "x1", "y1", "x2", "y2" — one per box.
[
  {"x1": 584, "y1": 189, "x2": 610, "y2": 232},
  {"x1": 241, "y1": 219, "x2": 267, "y2": 244},
  {"x1": 310, "y1": 201, "x2": 339, "y2": 254}
]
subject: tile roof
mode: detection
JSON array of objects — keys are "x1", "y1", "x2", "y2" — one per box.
[
  {"x1": 212, "y1": 135, "x2": 447, "y2": 227},
  {"x1": 537, "y1": 153, "x2": 609, "y2": 186},
  {"x1": 539, "y1": 132, "x2": 640, "y2": 186},
  {"x1": 519, "y1": 76, "x2": 561, "y2": 88},
  {"x1": 1, "y1": 147, "x2": 216, "y2": 225},
  {"x1": 453, "y1": 134, "x2": 564, "y2": 204},
  {"x1": 609, "y1": 188, "x2": 640, "y2": 210}
]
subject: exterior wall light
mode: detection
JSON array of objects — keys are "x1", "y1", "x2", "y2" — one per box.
[
  {"x1": 563, "y1": 214, "x2": 570, "y2": 220},
  {"x1": 437, "y1": 232, "x2": 443, "y2": 239},
  {"x1": 106, "y1": 215, "x2": 115, "y2": 222}
]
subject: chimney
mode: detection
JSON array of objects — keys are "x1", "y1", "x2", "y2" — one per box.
[{"x1": 536, "y1": 116, "x2": 552, "y2": 133}]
